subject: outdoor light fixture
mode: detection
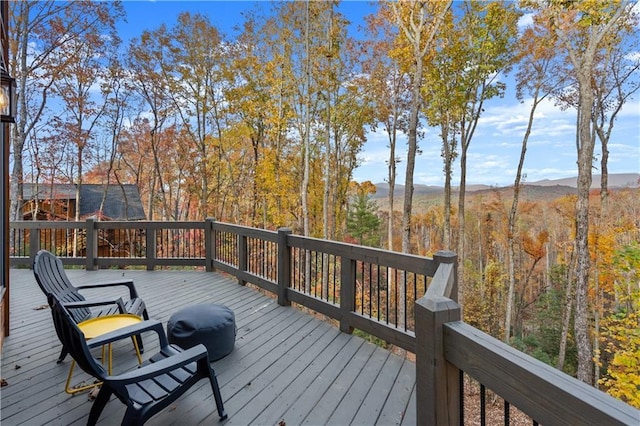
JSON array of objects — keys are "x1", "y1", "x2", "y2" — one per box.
[{"x1": 0, "y1": 69, "x2": 15, "y2": 123}]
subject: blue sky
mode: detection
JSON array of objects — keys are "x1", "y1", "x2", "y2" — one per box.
[{"x1": 119, "y1": 1, "x2": 640, "y2": 187}]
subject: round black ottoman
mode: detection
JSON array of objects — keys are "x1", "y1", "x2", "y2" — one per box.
[{"x1": 167, "y1": 303, "x2": 236, "y2": 362}]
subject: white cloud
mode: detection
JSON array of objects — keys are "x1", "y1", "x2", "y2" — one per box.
[
  {"x1": 354, "y1": 82, "x2": 638, "y2": 187},
  {"x1": 618, "y1": 97, "x2": 640, "y2": 118},
  {"x1": 415, "y1": 172, "x2": 446, "y2": 186},
  {"x1": 518, "y1": 13, "x2": 534, "y2": 31}
]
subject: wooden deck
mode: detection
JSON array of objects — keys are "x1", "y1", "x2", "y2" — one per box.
[{"x1": 1, "y1": 268, "x2": 416, "y2": 426}]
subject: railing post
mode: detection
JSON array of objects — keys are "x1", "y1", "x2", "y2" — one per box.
[
  {"x1": 416, "y1": 295, "x2": 462, "y2": 425},
  {"x1": 85, "y1": 218, "x2": 97, "y2": 271},
  {"x1": 205, "y1": 218, "x2": 215, "y2": 272},
  {"x1": 29, "y1": 227, "x2": 40, "y2": 268},
  {"x1": 277, "y1": 228, "x2": 292, "y2": 306},
  {"x1": 238, "y1": 232, "x2": 247, "y2": 286},
  {"x1": 433, "y1": 250, "x2": 458, "y2": 302},
  {"x1": 339, "y1": 256, "x2": 355, "y2": 334},
  {"x1": 145, "y1": 224, "x2": 156, "y2": 271}
]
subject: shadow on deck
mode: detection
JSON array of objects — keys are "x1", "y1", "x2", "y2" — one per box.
[{"x1": 1, "y1": 269, "x2": 416, "y2": 426}]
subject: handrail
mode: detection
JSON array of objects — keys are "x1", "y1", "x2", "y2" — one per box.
[
  {"x1": 10, "y1": 219, "x2": 452, "y2": 351},
  {"x1": 10, "y1": 219, "x2": 210, "y2": 269},
  {"x1": 415, "y1": 280, "x2": 640, "y2": 424},
  {"x1": 444, "y1": 321, "x2": 639, "y2": 425},
  {"x1": 209, "y1": 223, "x2": 453, "y2": 352}
]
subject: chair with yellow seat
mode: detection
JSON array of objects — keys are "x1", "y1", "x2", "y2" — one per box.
[
  {"x1": 65, "y1": 312, "x2": 143, "y2": 394},
  {"x1": 48, "y1": 294, "x2": 228, "y2": 425}
]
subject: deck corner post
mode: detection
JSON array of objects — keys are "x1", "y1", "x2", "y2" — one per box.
[
  {"x1": 85, "y1": 218, "x2": 97, "y2": 271},
  {"x1": 433, "y1": 250, "x2": 458, "y2": 302},
  {"x1": 415, "y1": 295, "x2": 461, "y2": 426},
  {"x1": 339, "y1": 256, "x2": 355, "y2": 334},
  {"x1": 277, "y1": 227, "x2": 292, "y2": 306},
  {"x1": 205, "y1": 218, "x2": 215, "y2": 272}
]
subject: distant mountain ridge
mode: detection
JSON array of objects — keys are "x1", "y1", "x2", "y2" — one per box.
[
  {"x1": 519, "y1": 173, "x2": 639, "y2": 188},
  {"x1": 371, "y1": 173, "x2": 640, "y2": 200}
]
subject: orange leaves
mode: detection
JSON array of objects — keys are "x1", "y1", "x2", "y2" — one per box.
[{"x1": 522, "y1": 230, "x2": 548, "y2": 260}]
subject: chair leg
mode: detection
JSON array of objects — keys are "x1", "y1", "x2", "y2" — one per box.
[
  {"x1": 57, "y1": 347, "x2": 68, "y2": 363},
  {"x1": 88, "y1": 386, "x2": 112, "y2": 426},
  {"x1": 65, "y1": 359, "x2": 102, "y2": 395},
  {"x1": 134, "y1": 333, "x2": 144, "y2": 354},
  {"x1": 131, "y1": 335, "x2": 143, "y2": 364},
  {"x1": 121, "y1": 407, "x2": 143, "y2": 426},
  {"x1": 204, "y1": 360, "x2": 227, "y2": 420},
  {"x1": 136, "y1": 309, "x2": 150, "y2": 354}
]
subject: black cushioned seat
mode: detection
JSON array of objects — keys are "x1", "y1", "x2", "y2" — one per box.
[{"x1": 167, "y1": 304, "x2": 236, "y2": 362}]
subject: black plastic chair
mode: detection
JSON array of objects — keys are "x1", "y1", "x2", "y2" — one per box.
[
  {"x1": 33, "y1": 249, "x2": 149, "y2": 360},
  {"x1": 48, "y1": 294, "x2": 228, "y2": 425}
]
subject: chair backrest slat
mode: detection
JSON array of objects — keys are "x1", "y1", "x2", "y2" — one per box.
[{"x1": 34, "y1": 250, "x2": 91, "y2": 322}]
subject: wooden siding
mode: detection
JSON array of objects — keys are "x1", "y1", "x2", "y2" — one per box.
[{"x1": 1, "y1": 269, "x2": 416, "y2": 426}]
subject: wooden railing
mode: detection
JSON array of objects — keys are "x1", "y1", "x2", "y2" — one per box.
[
  {"x1": 10, "y1": 219, "x2": 210, "y2": 269},
  {"x1": 9, "y1": 219, "x2": 639, "y2": 424},
  {"x1": 415, "y1": 296, "x2": 638, "y2": 424},
  {"x1": 11, "y1": 219, "x2": 446, "y2": 350}
]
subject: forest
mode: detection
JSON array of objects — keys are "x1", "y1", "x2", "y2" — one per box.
[{"x1": 6, "y1": 1, "x2": 640, "y2": 408}]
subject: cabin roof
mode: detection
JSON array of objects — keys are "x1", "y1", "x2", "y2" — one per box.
[{"x1": 22, "y1": 183, "x2": 146, "y2": 220}]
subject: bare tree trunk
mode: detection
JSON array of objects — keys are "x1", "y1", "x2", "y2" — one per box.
[
  {"x1": 390, "y1": 1, "x2": 451, "y2": 329},
  {"x1": 557, "y1": 249, "x2": 574, "y2": 371},
  {"x1": 574, "y1": 76, "x2": 596, "y2": 384},
  {"x1": 401, "y1": 75, "x2": 419, "y2": 255},
  {"x1": 387, "y1": 127, "x2": 397, "y2": 252},
  {"x1": 574, "y1": 135, "x2": 593, "y2": 382},
  {"x1": 10, "y1": 1, "x2": 54, "y2": 224},
  {"x1": 386, "y1": 83, "x2": 399, "y2": 302},
  {"x1": 391, "y1": 0, "x2": 452, "y2": 256},
  {"x1": 551, "y1": 0, "x2": 627, "y2": 385},
  {"x1": 593, "y1": 264, "x2": 601, "y2": 387},
  {"x1": 302, "y1": 0, "x2": 310, "y2": 239},
  {"x1": 99, "y1": 86, "x2": 126, "y2": 217},
  {"x1": 505, "y1": 80, "x2": 545, "y2": 342},
  {"x1": 441, "y1": 121, "x2": 453, "y2": 250},
  {"x1": 147, "y1": 171, "x2": 156, "y2": 220},
  {"x1": 456, "y1": 134, "x2": 468, "y2": 313},
  {"x1": 302, "y1": 0, "x2": 311, "y2": 293},
  {"x1": 321, "y1": 5, "x2": 333, "y2": 299}
]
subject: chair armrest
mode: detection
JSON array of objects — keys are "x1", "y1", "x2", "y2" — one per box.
[
  {"x1": 64, "y1": 297, "x2": 126, "y2": 313},
  {"x1": 107, "y1": 345, "x2": 208, "y2": 385},
  {"x1": 76, "y1": 279, "x2": 139, "y2": 299},
  {"x1": 87, "y1": 319, "x2": 168, "y2": 349}
]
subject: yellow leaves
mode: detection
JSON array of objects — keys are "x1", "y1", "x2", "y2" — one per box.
[
  {"x1": 572, "y1": 0, "x2": 626, "y2": 27},
  {"x1": 599, "y1": 310, "x2": 640, "y2": 408},
  {"x1": 463, "y1": 259, "x2": 507, "y2": 338},
  {"x1": 598, "y1": 243, "x2": 640, "y2": 407},
  {"x1": 350, "y1": 180, "x2": 376, "y2": 198},
  {"x1": 389, "y1": 0, "x2": 453, "y2": 63},
  {"x1": 254, "y1": 146, "x2": 299, "y2": 228}
]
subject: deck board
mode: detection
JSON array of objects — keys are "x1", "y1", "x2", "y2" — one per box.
[
  {"x1": 352, "y1": 352, "x2": 406, "y2": 425},
  {"x1": 1, "y1": 268, "x2": 416, "y2": 425},
  {"x1": 327, "y1": 346, "x2": 391, "y2": 425}
]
